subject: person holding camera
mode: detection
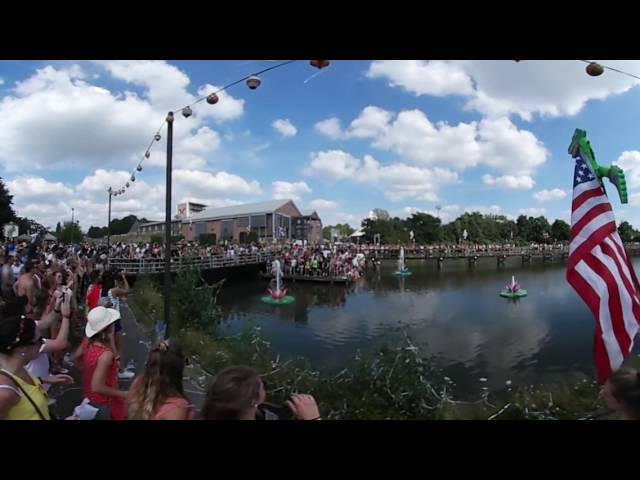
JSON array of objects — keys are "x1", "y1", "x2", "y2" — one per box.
[{"x1": 201, "y1": 366, "x2": 322, "y2": 420}]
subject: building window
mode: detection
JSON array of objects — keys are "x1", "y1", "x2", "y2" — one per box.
[
  {"x1": 237, "y1": 217, "x2": 249, "y2": 228},
  {"x1": 250, "y1": 215, "x2": 266, "y2": 227}
]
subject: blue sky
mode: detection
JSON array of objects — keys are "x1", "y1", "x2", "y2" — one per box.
[{"x1": 1, "y1": 60, "x2": 640, "y2": 231}]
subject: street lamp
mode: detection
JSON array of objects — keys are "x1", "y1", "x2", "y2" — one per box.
[
  {"x1": 107, "y1": 188, "x2": 113, "y2": 253},
  {"x1": 163, "y1": 111, "x2": 174, "y2": 340}
]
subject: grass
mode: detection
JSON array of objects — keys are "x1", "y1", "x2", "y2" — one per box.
[{"x1": 129, "y1": 273, "x2": 620, "y2": 420}]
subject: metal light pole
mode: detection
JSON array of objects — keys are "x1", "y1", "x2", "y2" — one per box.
[
  {"x1": 163, "y1": 111, "x2": 174, "y2": 340},
  {"x1": 71, "y1": 208, "x2": 75, "y2": 225},
  {"x1": 107, "y1": 189, "x2": 112, "y2": 253}
]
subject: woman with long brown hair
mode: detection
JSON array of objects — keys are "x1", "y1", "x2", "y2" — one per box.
[{"x1": 127, "y1": 340, "x2": 193, "y2": 420}]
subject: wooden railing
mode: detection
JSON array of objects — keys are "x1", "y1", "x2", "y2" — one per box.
[{"x1": 108, "y1": 252, "x2": 277, "y2": 274}]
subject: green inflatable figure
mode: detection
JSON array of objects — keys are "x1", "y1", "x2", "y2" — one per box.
[{"x1": 568, "y1": 128, "x2": 628, "y2": 204}]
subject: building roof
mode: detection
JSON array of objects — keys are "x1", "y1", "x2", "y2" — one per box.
[
  {"x1": 186, "y1": 199, "x2": 299, "y2": 223},
  {"x1": 139, "y1": 220, "x2": 181, "y2": 226},
  {"x1": 301, "y1": 210, "x2": 317, "y2": 217}
]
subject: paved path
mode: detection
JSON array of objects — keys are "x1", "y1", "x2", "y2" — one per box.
[{"x1": 50, "y1": 300, "x2": 208, "y2": 419}]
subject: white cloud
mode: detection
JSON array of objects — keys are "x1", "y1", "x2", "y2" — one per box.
[
  {"x1": 271, "y1": 181, "x2": 311, "y2": 201},
  {"x1": 0, "y1": 63, "x2": 239, "y2": 173},
  {"x1": 59, "y1": 166, "x2": 262, "y2": 229},
  {"x1": 314, "y1": 117, "x2": 343, "y2": 139},
  {"x1": 358, "y1": 157, "x2": 458, "y2": 202},
  {"x1": 321, "y1": 211, "x2": 360, "y2": 229},
  {"x1": 309, "y1": 199, "x2": 338, "y2": 210},
  {"x1": 194, "y1": 84, "x2": 245, "y2": 123},
  {"x1": 533, "y1": 188, "x2": 567, "y2": 202},
  {"x1": 8, "y1": 176, "x2": 74, "y2": 201},
  {"x1": 336, "y1": 106, "x2": 547, "y2": 176},
  {"x1": 305, "y1": 150, "x2": 361, "y2": 180},
  {"x1": 476, "y1": 117, "x2": 548, "y2": 176},
  {"x1": 174, "y1": 169, "x2": 261, "y2": 197},
  {"x1": 305, "y1": 150, "x2": 459, "y2": 202},
  {"x1": 93, "y1": 60, "x2": 191, "y2": 111},
  {"x1": 482, "y1": 174, "x2": 535, "y2": 190},
  {"x1": 367, "y1": 60, "x2": 474, "y2": 97},
  {"x1": 518, "y1": 207, "x2": 547, "y2": 217},
  {"x1": 347, "y1": 106, "x2": 395, "y2": 139},
  {"x1": 466, "y1": 205, "x2": 502, "y2": 216},
  {"x1": 0, "y1": 65, "x2": 160, "y2": 171},
  {"x1": 272, "y1": 118, "x2": 297, "y2": 138},
  {"x1": 0, "y1": 78, "x2": 4, "y2": 85},
  {"x1": 401, "y1": 205, "x2": 461, "y2": 223},
  {"x1": 366, "y1": 60, "x2": 640, "y2": 121},
  {"x1": 147, "y1": 126, "x2": 221, "y2": 169},
  {"x1": 614, "y1": 151, "x2": 640, "y2": 189}
]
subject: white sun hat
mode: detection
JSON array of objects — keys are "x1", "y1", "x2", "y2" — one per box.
[{"x1": 85, "y1": 306, "x2": 120, "y2": 338}]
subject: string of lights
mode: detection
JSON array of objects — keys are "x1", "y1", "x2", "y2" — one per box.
[
  {"x1": 580, "y1": 60, "x2": 640, "y2": 81},
  {"x1": 108, "y1": 60, "x2": 329, "y2": 198}
]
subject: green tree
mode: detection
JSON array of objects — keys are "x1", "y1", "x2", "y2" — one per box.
[
  {"x1": 371, "y1": 208, "x2": 390, "y2": 221},
  {"x1": 323, "y1": 224, "x2": 355, "y2": 241},
  {"x1": 55, "y1": 222, "x2": 62, "y2": 235},
  {"x1": 516, "y1": 215, "x2": 533, "y2": 243},
  {"x1": 551, "y1": 219, "x2": 570, "y2": 242},
  {"x1": 59, "y1": 222, "x2": 83, "y2": 244},
  {"x1": 618, "y1": 221, "x2": 636, "y2": 242},
  {"x1": 14, "y1": 217, "x2": 45, "y2": 235},
  {"x1": 87, "y1": 226, "x2": 108, "y2": 238},
  {"x1": 0, "y1": 177, "x2": 16, "y2": 230},
  {"x1": 405, "y1": 212, "x2": 441, "y2": 243},
  {"x1": 530, "y1": 216, "x2": 551, "y2": 243}
]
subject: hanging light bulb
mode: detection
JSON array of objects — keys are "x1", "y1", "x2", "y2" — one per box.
[
  {"x1": 155, "y1": 134, "x2": 161, "y2": 142},
  {"x1": 131, "y1": 174, "x2": 135, "y2": 182},
  {"x1": 310, "y1": 60, "x2": 330, "y2": 69},
  {"x1": 137, "y1": 165, "x2": 143, "y2": 172},
  {"x1": 206, "y1": 93, "x2": 219, "y2": 104},
  {"x1": 145, "y1": 151, "x2": 150, "y2": 158},
  {"x1": 182, "y1": 106, "x2": 192, "y2": 118},
  {"x1": 126, "y1": 182, "x2": 130, "y2": 188},
  {"x1": 246, "y1": 75, "x2": 261, "y2": 90},
  {"x1": 586, "y1": 62, "x2": 604, "y2": 77}
]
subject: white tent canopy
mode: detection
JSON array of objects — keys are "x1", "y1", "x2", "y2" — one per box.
[{"x1": 350, "y1": 229, "x2": 365, "y2": 238}]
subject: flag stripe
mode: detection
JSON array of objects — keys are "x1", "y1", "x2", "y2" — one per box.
[
  {"x1": 610, "y1": 234, "x2": 640, "y2": 294},
  {"x1": 570, "y1": 203, "x2": 614, "y2": 239},
  {"x1": 573, "y1": 259, "x2": 624, "y2": 370},
  {"x1": 602, "y1": 237, "x2": 640, "y2": 305},
  {"x1": 572, "y1": 186, "x2": 607, "y2": 214},
  {"x1": 568, "y1": 220, "x2": 616, "y2": 269},
  {"x1": 567, "y1": 267, "x2": 612, "y2": 384},
  {"x1": 589, "y1": 247, "x2": 637, "y2": 348},
  {"x1": 573, "y1": 178, "x2": 602, "y2": 200},
  {"x1": 572, "y1": 193, "x2": 609, "y2": 225}
]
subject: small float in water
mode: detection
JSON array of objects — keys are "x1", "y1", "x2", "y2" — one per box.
[
  {"x1": 500, "y1": 275, "x2": 527, "y2": 298},
  {"x1": 394, "y1": 247, "x2": 412, "y2": 276},
  {"x1": 261, "y1": 259, "x2": 295, "y2": 305}
]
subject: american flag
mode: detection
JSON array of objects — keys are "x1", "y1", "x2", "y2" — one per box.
[{"x1": 567, "y1": 152, "x2": 640, "y2": 384}]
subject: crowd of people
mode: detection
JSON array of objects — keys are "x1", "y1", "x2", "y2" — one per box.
[
  {"x1": 0, "y1": 234, "x2": 322, "y2": 420},
  {"x1": 273, "y1": 244, "x2": 366, "y2": 280},
  {"x1": 0, "y1": 233, "x2": 638, "y2": 420}
]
